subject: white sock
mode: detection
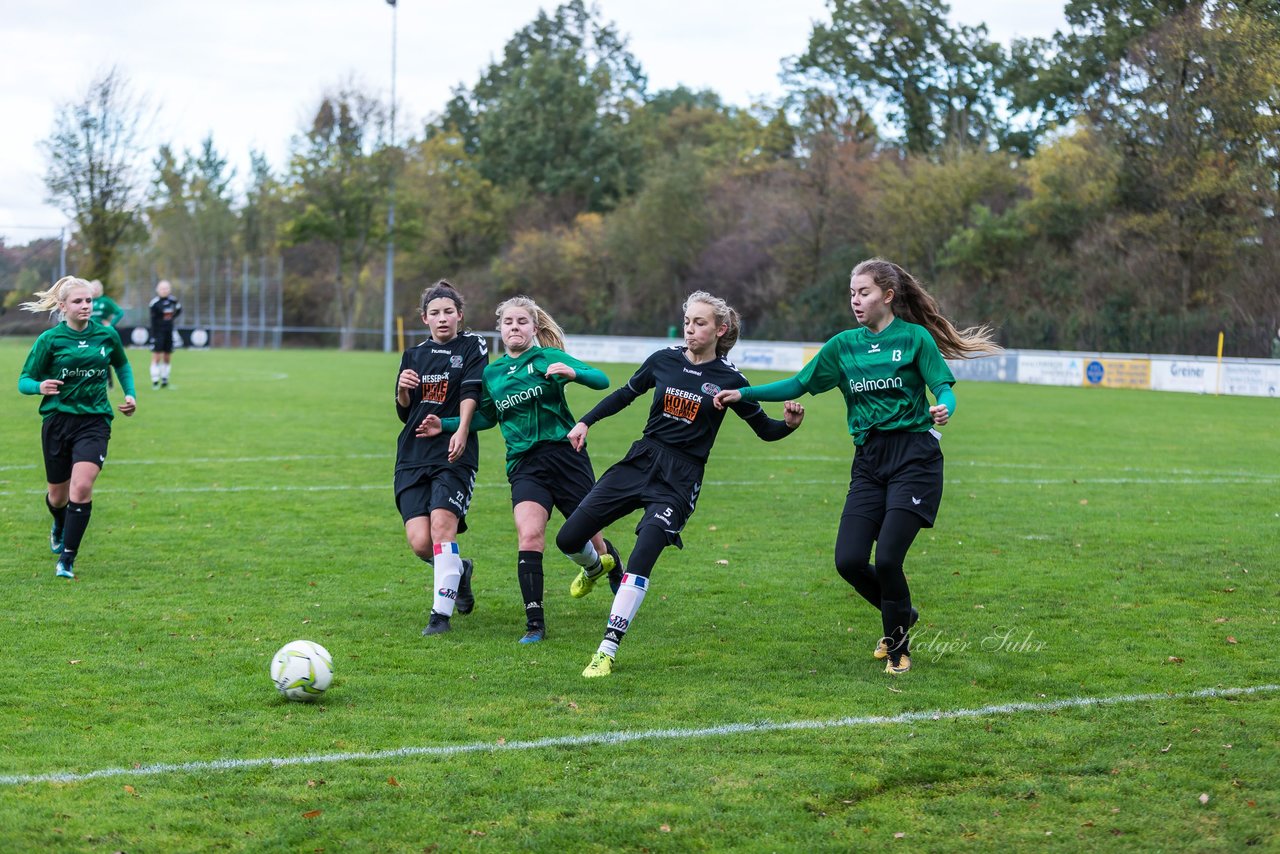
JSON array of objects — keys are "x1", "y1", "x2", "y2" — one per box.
[
  {"x1": 150, "y1": 364, "x2": 160, "y2": 384},
  {"x1": 599, "y1": 573, "x2": 648, "y2": 658},
  {"x1": 566, "y1": 541, "x2": 602, "y2": 575},
  {"x1": 161, "y1": 363, "x2": 171, "y2": 381},
  {"x1": 432, "y1": 542, "x2": 463, "y2": 616}
]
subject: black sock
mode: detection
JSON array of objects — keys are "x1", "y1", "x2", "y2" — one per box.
[
  {"x1": 517, "y1": 550, "x2": 544, "y2": 629},
  {"x1": 60, "y1": 500, "x2": 93, "y2": 564},
  {"x1": 880, "y1": 596, "x2": 914, "y2": 660},
  {"x1": 46, "y1": 495, "x2": 67, "y2": 537}
]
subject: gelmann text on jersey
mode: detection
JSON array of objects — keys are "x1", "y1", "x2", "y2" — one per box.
[
  {"x1": 61, "y1": 367, "x2": 106, "y2": 379},
  {"x1": 848, "y1": 376, "x2": 904, "y2": 393},
  {"x1": 495, "y1": 384, "x2": 543, "y2": 412}
]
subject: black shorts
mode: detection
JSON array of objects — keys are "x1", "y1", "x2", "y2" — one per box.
[
  {"x1": 509, "y1": 441, "x2": 596, "y2": 516},
  {"x1": 41, "y1": 413, "x2": 111, "y2": 483},
  {"x1": 395, "y1": 464, "x2": 475, "y2": 531},
  {"x1": 152, "y1": 328, "x2": 175, "y2": 353},
  {"x1": 570, "y1": 439, "x2": 703, "y2": 548},
  {"x1": 845, "y1": 429, "x2": 944, "y2": 527}
]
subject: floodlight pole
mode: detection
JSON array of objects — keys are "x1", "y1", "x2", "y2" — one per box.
[{"x1": 382, "y1": 0, "x2": 399, "y2": 352}]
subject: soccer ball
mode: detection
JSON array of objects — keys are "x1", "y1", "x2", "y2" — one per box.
[{"x1": 270, "y1": 640, "x2": 334, "y2": 701}]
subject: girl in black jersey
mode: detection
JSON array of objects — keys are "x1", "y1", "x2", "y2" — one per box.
[
  {"x1": 394, "y1": 281, "x2": 489, "y2": 637},
  {"x1": 18, "y1": 277, "x2": 138, "y2": 580},
  {"x1": 715, "y1": 259, "x2": 1001, "y2": 674},
  {"x1": 556, "y1": 291, "x2": 805, "y2": 678}
]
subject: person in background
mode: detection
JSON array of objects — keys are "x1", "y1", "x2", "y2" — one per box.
[
  {"x1": 148, "y1": 280, "x2": 182, "y2": 388},
  {"x1": 715, "y1": 258, "x2": 1001, "y2": 676},
  {"x1": 419, "y1": 296, "x2": 620, "y2": 644},
  {"x1": 395, "y1": 281, "x2": 488, "y2": 637},
  {"x1": 18, "y1": 276, "x2": 138, "y2": 580},
  {"x1": 89, "y1": 280, "x2": 124, "y2": 328},
  {"x1": 555, "y1": 291, "x2": 805, "y2": 678}
]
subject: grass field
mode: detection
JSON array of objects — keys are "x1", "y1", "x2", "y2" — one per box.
[{"x1": 1, "y1": 339, "x2": 1276, "y2": 852}]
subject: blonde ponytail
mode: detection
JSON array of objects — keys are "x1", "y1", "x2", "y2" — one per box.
[{"x1": 20, "y1": 276, "x2": 93, "y2": 314}]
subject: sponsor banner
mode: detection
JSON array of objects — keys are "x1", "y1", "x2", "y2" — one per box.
[
  {"x1": 1084, "y1": 358, "x2": 1151, "y2": 389},
  {"x1": 947, "y1": 354, "x2": 1018, "y2": 383},
  {"x1": 123, "y1": 326, "x2": 211, "y2": 349},
  {"x1": 1019, "y1": 354, "x2": 1085, "y2": 386},
  {"x1": 1222, "y1": 362, "x2": 1280, "y2": 397},
  {"x1": 1150, "y1": 359, "x2": 1213, "y2": 394}
]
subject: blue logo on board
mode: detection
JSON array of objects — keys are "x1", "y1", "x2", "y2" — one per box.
[{"x1": 1086, "y1": 360, "x2": 1105, "y2": 384}]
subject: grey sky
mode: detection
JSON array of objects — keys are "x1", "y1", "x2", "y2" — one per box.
[{"x1": 0, "y1": 1, "x2": 1065, "y2": 244}]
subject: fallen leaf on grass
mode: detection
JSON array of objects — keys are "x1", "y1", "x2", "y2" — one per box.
[
  {"x1": 716, "y1": 559, "x2": 729, "y2": 566},
  {"x1": 660, "y1": 824, "x2": 671, "y2": 832},
  {"x1": 497, "y1": 737, "x2": 506, "y2": 746},
  {"x1": 1226, "y1": 636, "x2": 1238, "y2": 644},
  {"x1": 568, "y1": 701, "x2": 579, "y2": 710},
  {"x1": 1198, "y1": 794, "x2": 1210, "y2": 805},
  {"x1": 69, "y1": 660, "x2": 82, "y2": 665},
  {"x1": 1082, "y1": 821, "x2": 1095, "y2": 827},
  {"x1": 467, "y1": 830, "x2": 486, "y2": 837},
  {"x1": 894, "y1": 832, "x2": 906, "y2": 839},
  {"x1": 302, "y1": 810, "x2": 323, "y2": 820},
  {"x1": 887, "y1": 686, "x2": 902, "y2": 693},
  {"x1": 387, "y1": 776, "x2": 399, "y2": 787},
  {"x1": 1161, "y1": 744, "x2": 1171, "y2": 753},
  {"x1": 123, "y1": 785, "x2": 137, "y2": 797},
  {"x1": 306, "y1": 779, "x2": 325, "y2": 788},
  {"x1": 1214, "y1": 617, "x2": 1228, "y2": 623},
  {"x1": 1166, "y1": 657, "x2": 1184, "y2": 664}
]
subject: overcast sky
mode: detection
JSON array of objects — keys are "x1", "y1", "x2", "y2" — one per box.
[{"x1": 0, "y1": 0, "x2": 1066, "y2": 244}]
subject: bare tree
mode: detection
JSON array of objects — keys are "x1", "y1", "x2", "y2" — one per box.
[{"x1": 41, "y1": 67, "x2": 153, "y2": 291}]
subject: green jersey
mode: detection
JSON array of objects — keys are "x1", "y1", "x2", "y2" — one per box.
[
  {"x1": 92, "y1": 295, "x2": 123, "y2": 326},
  {"x1": 745, "y1": 319, "x2": 954, "y2": 445},
  {"x1": 474, "y1": 346, "x2": 609, "y2": 474},
  {"x1": 19, "y1": 321, "x2": 136, "y2": 420}
]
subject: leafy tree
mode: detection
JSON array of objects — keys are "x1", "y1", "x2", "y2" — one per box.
[
  {"x1": 282, "y1": 84, "x2": 392, "y2": 349},
  {"x1": 40, "y1": 67, "x2": 153, "y2": 291},
  {"x1": 394, "y1": 130, "x2": 516, "y2": 296},
  {"x1": 148, "y1": 135, "x2": 237, "y2": 276},
  {"x1": 241, "y1": 150, "x2": 284, "y2": 258},
  {"x1": 790, "y1": 0, "x2": 1006, "y2": 154},
  {"x1": 438, "y1": 0, "x2": 646, "y2": 215}
]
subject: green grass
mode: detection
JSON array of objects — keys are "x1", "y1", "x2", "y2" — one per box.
[{"x1": 1, "y1": 339, "x2": 1276, "y2": 852}]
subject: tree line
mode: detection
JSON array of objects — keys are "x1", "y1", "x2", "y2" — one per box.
[{"x1": 6, "y1": 0, "x2": 1278, "y2": 356}]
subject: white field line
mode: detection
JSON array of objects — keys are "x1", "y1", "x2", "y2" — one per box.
[
  {"x1": 2, "y1": 684, "x2": 1274, "y2": 787},
  {"x1": 2, "y1": 475, "x2": 1277, "y2": 498}
]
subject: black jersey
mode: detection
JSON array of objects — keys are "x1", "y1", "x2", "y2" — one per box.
[
  {"x1": 580, "y1": 346, "x2": 792, "y2": 465},
  {"x1": 149, "y1": 295, "x2": 182, "y2": 332},
  {"x1": 394, "y1": 333, "x2": 488, "y2": 485}
]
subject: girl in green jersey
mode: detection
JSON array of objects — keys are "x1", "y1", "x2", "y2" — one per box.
[
  {"x1": 18, "y1": 276, "x2": 138, "y2": 580},
  {"x1": 420, "y1": 296, "x2": 620, "y2": 643},
  {"x1": 716, "y1": 259, "x2": 999, "y2": 675}
]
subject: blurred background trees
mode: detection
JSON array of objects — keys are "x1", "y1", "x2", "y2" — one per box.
[{"x1": 9, "y1": 0, "x2": 1278, "y2": 355}]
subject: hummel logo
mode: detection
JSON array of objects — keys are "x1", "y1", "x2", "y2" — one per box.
[
  {"x1": 99, "y1": 455, "x2": 106, "y2": 463},
  {"x1": 868, "y1": 344, "x2": 881, "y2": 354},
  {"x1": 911, "y1": 496, "x2": 922, "y2": 505}
]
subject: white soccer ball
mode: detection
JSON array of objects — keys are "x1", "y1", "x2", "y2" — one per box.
[{"x1": 270, "y1": 640, "x2": 334, "y2": 701}]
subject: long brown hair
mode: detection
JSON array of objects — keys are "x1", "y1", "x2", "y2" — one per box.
[
  {"x1": 495, "y1": 296, "x2": 566, "y2": 351},
  {"x1": 684, "y1": 291, "x2": 741, "y2": 359},
  {"x1": 852, "y1": 259, "x2": 1001, "y2": 358}
]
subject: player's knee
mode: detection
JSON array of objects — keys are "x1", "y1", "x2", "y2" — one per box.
[
  {"x1": 554, "y1": 525, "x2": 584, "y2": 556},
  {"x1": 517, "y1": 531, "x2": 545, "y2": 552}
]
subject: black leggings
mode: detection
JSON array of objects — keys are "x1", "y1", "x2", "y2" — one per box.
[
  {"x1": 834, "y1": 508, "x2": 924, "y2": 657},
  {"x1": 556, "y1": 512, "x2": 668, "y2": 580}
]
